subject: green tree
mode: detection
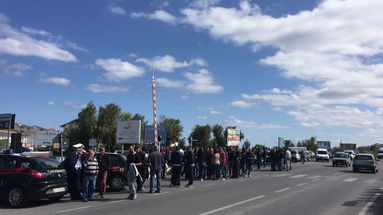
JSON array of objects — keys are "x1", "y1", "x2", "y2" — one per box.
[
  {"x1": 284, "y1": 140, "x2": 295, "y2": 148},
  {"x1": 159, "y1": 116, "x2": 183, "y2": 146},
  {"x1": 189, "y1": 124, "x2": 211, "y2": 148},
  {"x1": 97, "y1": 103, "x2": 121, "y2": 152},
  {"x1": 211, "y1": 124, "x2": 225, "y2": 148},
  {"x1": 77, "y1": 102, "x2": 97, "y2": 148},
  {"x1": 300, "y1": 137, "x2": 317, "y2": 151},
  {"x1": 243, "y1": 139, "x2": 251, "y2": 149}
]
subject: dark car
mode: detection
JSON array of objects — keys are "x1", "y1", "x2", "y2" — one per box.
[
  {"x1": 353, "y1": 154, "x2": 378, "y2": 173},
  {"x1": 0, "y1": 152, "x2": 67, "y2": 207},
  {"x1": 96, "y1": 153, "x2": 127, "y2": 191}
]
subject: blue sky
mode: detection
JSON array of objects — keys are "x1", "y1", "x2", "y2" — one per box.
[{"x1": 1, "y1": 0, "x2": 383, "y2": 147}]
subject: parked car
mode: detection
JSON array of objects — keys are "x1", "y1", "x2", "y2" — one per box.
[
  {"x1": 96, "y1": 153, "x2": 127, "y2": 192},
  {"x1": 352, "y1": 154, "x2": 378, "y2": 173},
  {"x1": 344, "y1": 150, "x2": 356, "y2": 160},
  {"x1": 291, "y1": 150, "x2": 301, "y2": 163},
  {"x1": 316, "y1": 148, "x2": 330, "y2": 162},
  {"x1": 378, "y1": 148, "x2": 383, "y2": 159},
  {"x1": 332, "y1": 152, "x2": 351, "y2": 167},
  {"x1": 0, "y1": 152, "x2": 67, "y2": 207}
]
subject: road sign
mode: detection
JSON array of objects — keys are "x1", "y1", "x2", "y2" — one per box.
[
  {"x1": 89, "y1": 139, "x2": 97, "y2": 147},
  {"x1": 116, "y1": 120, "x2": 141, "y2": 144},
  {"x1": 0, "y1": 114, "x2": 15, "y2": 129}
]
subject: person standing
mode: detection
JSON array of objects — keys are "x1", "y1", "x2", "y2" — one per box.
[
  {"x1": 301, "y1": 150, "x2": 306, "y2": 164},
  {"x1": 197, "y1": 147, "x2": 207, "y2": 181},
  {"x1": 184, "y1": 147, "x2": 195, "y2": 187},
  {"x1": 285, "y1": 148, "x2": 292, "y2": 171},
  {"x1": 212, "y1": 149, "x2": 220, "y2": 180},
  {"x1": 206, "y1": 148, "x2": 213, "y2": 180},
  {"x1": 148, "y1": 145, "x2": 164, "y2": 193},
  {"x1": 231, "y1": 147, "x2": 239, "y2": 178},
  {"x1": 256, "y1": 147, "x2": 262, "y2": 170},
  {"x1": 262, "y1": 147, "x2": 267, "y2": 168},
  {"x1": 245, "y1": 148, "x2": 254, "y2": 177},
  {"x1": 219, "y1": 147, "x2": 227, "y2": 180},
  {"x1": 96, "y1": 147, "x2": 110, "y2": 198},
  {"x1": 64, "y1": 143, "x2": 86, "y2": 200},
  {"x1": 228, "y1": 147, "x2": 234, "y2": 177},
  {"x1": 82, "y1": 150, "x2": 99, "y2": 202},
  {"x1": 126, "y1": 146, "x2": 142, "y2": 200},
  {"x1": 170, "y1": 147, "x2": 182, "y2": 187}
]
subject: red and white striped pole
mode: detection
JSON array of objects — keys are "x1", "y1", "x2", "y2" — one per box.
[{"x1": 152, "y1": 68, "x2": 158, "y2": 145}]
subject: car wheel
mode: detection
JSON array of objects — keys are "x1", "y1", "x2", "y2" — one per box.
[
  {"x1": 7, "y1": 186, "x2": 28, "y2": 208},
  {"x1": 49, "y1": 196, "x2": 64, "y2": 202},
  {"x1": 109, "y1": 176, "x2": 125, "y2": 191}
]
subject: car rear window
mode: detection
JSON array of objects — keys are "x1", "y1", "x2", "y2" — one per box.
[
  {"x1": 29, "y1": 157, "x2": 60, "y2": 171},
  {"x1": 335, "y1": 153, "x2": 347, "y2": 158},
  {"x1": 355, "y1": 155, "x2": 373, "y2": 160},
  {"x1": 317, "y1": 151, "x2": 327, "y2": 154}
]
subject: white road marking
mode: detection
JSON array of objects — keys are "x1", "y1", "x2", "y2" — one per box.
[
  {"x1": 358, "y1": 193, "x2": 380, "y2": 215},
  {"x1": 272, "y1": 174, "x2": 292, "y2": 178},
  {"x1": 289, "y1": 174, "x2": 307, "y2": 179},
  {"x1": 275, "y1": 187, "x2": 291, "y2": 193},
  {"x1": 204, "y1": 184, "x2": 216, "y2": 187},
  {"x1": 57, "y1": 206, "x2": 91, "y2": 213},
  {"x1": 296, "y1": 182, "x2": 308, "y2": 187},
  {"x1": 363, "y1": 179, "x2": 377, "y2": 184},
  {"x1": 306, "y1": 175, "x2": 322, "y2": 180},
  {"x1": 199, "y1": 195, "x2": 265, "y2": 215},
  {"x1": 311, "y1": 179, "x2": 321, "y2": 182},
  {"x1": 108, "y1": 199, "x2": 127, "y2": 204},
  {"x1": 344, "y1": 177, "x2": 358, "y2": 182},
  {"x1": 332, "y1": 172, "x2": 344, "y2": 175}
]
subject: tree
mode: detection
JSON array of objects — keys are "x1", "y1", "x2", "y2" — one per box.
[
  {"x1": 211, "y1": 124, "x2": 225, "y2": 148},
  {"x1": 300, "y1": 137, "x2": 317, "y2": 151},
  {"x1": 284, "y1": 140, "x2": 295, "y2": 148},
  {"x1": 189, "y1": 125, "x2": 211, "y2": 148},
  {"x1": 159, "y1": 117, "x2": 183, "y2": 146},
  {"x1": 77, "y1": 102, "x2": 97, "y2": 148},
  {"x1": 243, "y1": 139, "x2": 251, "y2": 149},
  {"x1": 97, "y1": 103, "x2": 121, "y2": 152}
]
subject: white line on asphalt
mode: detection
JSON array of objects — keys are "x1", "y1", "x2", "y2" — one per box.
[
  {"x1": 57, "y1": 206, "x2": 91, "y2": 213},
  {"x1": 152, "y1": 191, "x2": 169, "y2": 196},
  {"x1": 358, "y1": 193, "x2": 380, "y2": 215},
  {"x1": 344, "y1": 177, "x2": 358, "y2": 182},
  {"x1": 289, "y1": 174, "x2": 307, "y2": 179},
  {"x1": 311, "y1": 179, "x2": 321, "y2": 182},
  {"x1": 333, "y1": 172, "x2": 344, "y2": 175},
  {"x1": 363, "y1": 179, "x2": 377, "y2": 184},
  {"x1": 272, "y1": 174, "x2": 292, "y2": 178},
  {"x1": 203, "y1": 184, "x2": 216, "y2": 187},
  {"x1": 306, "y1": 175, "x2": 322, "y2": 180},
  {"x1": 379, "y1": 187, "x2": 383, "y2": 190},
  {"x1": 180, "y1": 187, "x2": 195, "y2": 191},
  {"x1": 199, "y1": 195, "x2": 265, "y2": 215},
  {"x1": 275, "y1": 187, "x2": 291, "y2": 193},
  {"x1": 296, "y1": 182, "x2": 308, "y2": 187},
  {"x1": 107, "y1": 199, "x2": 127, "y2": 204}
]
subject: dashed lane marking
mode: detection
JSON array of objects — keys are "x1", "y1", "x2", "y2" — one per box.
[
  {"x1": 296, "y1": 182, "x2": 308, "y2": 187},
  {"x1": 152, "y1": 191, "x2": 169, "y2": 196},
  {"x1": 108, "y1": 199, "x2": 127, "y2": 204},
  {"x1": 344, "y1": 177, "x2": 358, "y2": 182},
  {"x1": 275, "y1": 187, "x2": 291, "y2": 193},
  {"x1": 57, "y1": 206, "x2": 91, "y2": 214},
  {"x1": 272, "y1": 174, "x2": 292, "y2": 178},
  {"x1": 306, "y1": 175, "x2": 322, "y2": 180},
  {"x1": 199, "y1": 195, "x2": 265, "y2": 215},
  {"x1": 363, "y1": 179, "x2": 377, "y2": 184},
  {"x1": 289, "y1": 174, "x2": 307, "y2": 179}
]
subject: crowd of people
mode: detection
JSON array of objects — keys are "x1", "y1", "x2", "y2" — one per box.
[{"x1": 63, "y1": 143, "x2": 295, "y2": 202}]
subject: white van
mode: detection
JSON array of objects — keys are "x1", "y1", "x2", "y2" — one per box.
[
  {"x1": 378, "y1": 148, "x2": 383, "y2": 159},
  {"x1": 316, "y1": 148, "x2": 330, "y2": 162}
]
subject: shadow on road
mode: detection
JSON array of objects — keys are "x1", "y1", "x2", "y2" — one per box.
[{"x1": 341, "y1": 188, "x2": 383, "y2": 215}]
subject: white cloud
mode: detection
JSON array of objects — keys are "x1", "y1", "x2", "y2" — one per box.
[
  {"x1": 66, "y1": 42, "x2": 88, "y2": 52},
  {"x1": 226, "y1": 116, "x2": 289, "y2": 129},
  {"x1": 109, "y1": 6, "x2": 126, "y2": 15},
  {"x1": 197, "y1": 115, "x2": 208, "y2": 120},
  {"x1": 184, "y1": 69, "x2": 223, "y2": 94},
  {"x1": 95, "y1": 58, "x2": 145, "y2": 81},
  {"x1": 0, "y1": 14, "x2": 76, "y2": 62},
  {"x1": 209, "y1": 110, "x2": 222, "y2": 115},
  {"x1": 21, "y1": 27, "x2": 52, "y2": 37},
  {"x1": 230, "y1": 100, "x2": 257, "y2": 108},
  {"x1": 86, "y1": 84, "x2": 129, "y2": 93},
  {"x1": 137, "y1": 55, "x2": 206, "y2": 72},
  {"x1": 131, "y1": 10, "x2": 177, "y2": 24},
  {"x1": 0, "y1": 59, "x2": 31, "y2": 77},
  {"x1": 47, "y1": 101, "x2": 55, "y2": 106},
  {"x1": 40, "y1": 77, "x2": 71, "y2": 86},
  {"x1": 156, "y1": 77, "x2": 184, "y2": 88},
  {"x1": 190, "y1": 0, "x2": 221, "y2": 9},
  {"x1": 64, "y1": 101, "x2": 86, "y2": 110}
]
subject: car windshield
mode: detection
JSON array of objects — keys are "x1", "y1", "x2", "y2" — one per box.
[
  {"x1": 29, "y1": 157, "x2": 60, "y2": 171},
  {"x1": 335, "y1": 153, "x2": 347, "y2": 158},
  {"x1": 354, "y1": 155, "x2": 373, "y2": 160},
  {"x1": 317, "y1": 151, "x2": 327, "y2": 154}
]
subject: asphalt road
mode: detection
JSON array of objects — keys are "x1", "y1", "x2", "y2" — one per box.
[{"x1": 1, "y1": 161, "x2": 383, "y2": 215}]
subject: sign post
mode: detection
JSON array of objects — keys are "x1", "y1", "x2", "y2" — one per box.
[
  {"x1": 116, "y1": 120, "x2": 141, "y2": 153},
  {"x1": 0, "y1": 114, "x2": 15, "y2": 149}
]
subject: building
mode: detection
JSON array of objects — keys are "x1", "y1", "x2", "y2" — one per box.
[
  {"x1": 11, "y1": 123, "x2": 60, "y2": 149},
  {"x1": 340, "y1": 143, "x2": 357, "y2": 150},
  {"x1": 317, "y1": 141, "x2": 331, "y2": 150}
]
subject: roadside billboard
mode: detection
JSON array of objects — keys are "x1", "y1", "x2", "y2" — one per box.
[
  {"x1": 116, "y1": 120, "x2": 141, "y2": 144},
  {"x1": 35, "y1": 130, "x2": 60, "y2": 146},
  {"x1": 227, "y1": 129, "x2": 240, "y2": 146},
  {"x1": 0, "y1": 113, "x2": 15, "y2": 129},
  {"x1": 317, "y1": 141, "x2": 331, "y2": 150}
]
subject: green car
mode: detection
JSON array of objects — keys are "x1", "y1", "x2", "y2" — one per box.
[
  {"x1": 332, "y1": 152, "x2": 351, "y2": 167},
  {"x1": 352, "y1": 154, "x2": 378, "y2": 173}
]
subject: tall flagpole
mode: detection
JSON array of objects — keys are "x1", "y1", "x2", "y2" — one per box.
[{"x1": 152, "y1": 66, "x2": 158, "y2": 145}]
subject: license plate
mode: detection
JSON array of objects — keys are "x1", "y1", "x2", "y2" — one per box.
[{"x1": 53, "y1": 187, "x2": 66, "y2": 193}]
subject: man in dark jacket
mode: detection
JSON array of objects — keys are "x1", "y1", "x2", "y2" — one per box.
[
  {"x1": 65, "y1": 143, "x2": 86, "y2": 200},
  {"x1": 96, "y1": 147, "x2": 110, "y2": 198},
  {"x1": 126, "y1": 145, "x2": 142, "y2": 198},
  {"x1": 148, "y1": 145, "x2": 164, "y2": 193},
  {"x1": 170, "y1": 147, "x2": 182, "y2": 187},
  {"x1": 184, "y1": 147, "x2": 195, "y2": 187}
]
